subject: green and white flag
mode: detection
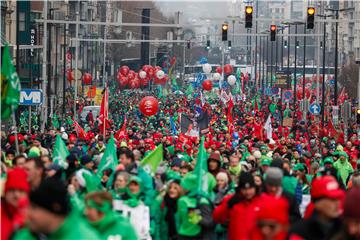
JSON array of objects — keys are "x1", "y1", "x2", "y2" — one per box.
[
  {"x1": 52, "y1": 135, "x2": 70, "y2": 169},
  {"x1": 1, "y1": 44, "x2": 21, "y2": 120},
  {"x1": 140, "y1": 144, "x2": 163, "y2": 175},
  {"x1": 97, "y1": 134, "x2": 118, "y2": 176}
]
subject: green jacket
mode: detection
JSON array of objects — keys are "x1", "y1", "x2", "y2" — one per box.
[
  {"x1": 151, "y1": 194, "x2": 177, "y2": 240},
  {"x1": 176, "y1": 195, "x2": 211, "y2": 237},
  {"x1": 89, "y1": 211, "x2": 137, "y2": 240},
  {"x1": 333, "y1": 159, "x2": 353, "y2": 186},
  {"x1": 282, "y1": 175, "x2": 298, "y2": 195},
  {"x1": 13, "y1": 213, "x2": 100, "y2": 240}
]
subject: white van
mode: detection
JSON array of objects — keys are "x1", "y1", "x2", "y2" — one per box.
[{"x1": 80, "y1": 106, "x2": 101, "y2": 123}]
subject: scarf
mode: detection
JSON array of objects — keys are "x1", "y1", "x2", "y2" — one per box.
[{"x1": 164, "y1": 194, "x2": 178, "y2": 238}]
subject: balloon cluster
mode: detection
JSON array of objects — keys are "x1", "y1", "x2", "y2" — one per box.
[{"x1": 116, "y1": 65, "x2": 169, "y2": 89}]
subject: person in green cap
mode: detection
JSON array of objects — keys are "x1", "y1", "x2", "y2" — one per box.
[
  {"x1": 177, "y1": 173, "x2": 215, "y2": 239},
  {"x1": 259, "y1": 158, "x2": 271, "y2": 175},
  {"x1": 292, "y1": 163, "x2": 311, "y2": 194},
  {"x1": 333, "y1": 151, "x2": 353, "y2": 187},
  {"x1": 13, "y1": 178, "x2": 100, "y2": 240},
  {"x1": 84, "y1": 191, "x2": 137, "y2": 240},
  {"x1": 121, "y1": 176, "x2": 146, "y2": 207}
]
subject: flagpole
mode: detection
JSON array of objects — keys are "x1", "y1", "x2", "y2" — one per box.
[{"x1": 12, "y1": 112, "x2": 20, "y2": 155}]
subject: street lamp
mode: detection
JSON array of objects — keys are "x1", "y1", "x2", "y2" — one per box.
[{"x1": 325, "y1": 7, "x2": 354, "y2": 105}]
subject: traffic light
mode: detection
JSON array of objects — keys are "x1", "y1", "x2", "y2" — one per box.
[
  {"x1": 270, "y1": 25, "x2": 276, "y2": 41},
  {"x1": 206, "y1": 40, "x2": 210, "y2": 50},
  {"x1": 245, "y1": 6, "x2": 253, "y2": 28},
  {"x1": 284, "y1": 40, "x2": 288, "y2": 48},
  {"x1": 187, "y1": 40, "x2": 191, "y2": 49},
  {"x1": 228, "y1": 40, "x2": 232, "y2": 49},
  {"x1": 296, "y1": 40, "x2": 300, "y2": 48},
  {"x1": 222, "y1": 23, "x2": 228, "y2": 41},
  {"x1": 357, "y1": 109, "x2": 360, "y2": 124},
  {"x1": 307, "y1": 7, "x2": 315, "y2": 29}
]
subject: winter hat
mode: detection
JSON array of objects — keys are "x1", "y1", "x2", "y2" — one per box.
[
  {"x1": 343, "y1": 188, "x2": 360, "y2": 219},
  {"x1": 253, "y1": 150, "x2": 262, "y2": 159},
  {"x1": 180, "y1": 173, "x2": 197, "y2": 193},
  {"x1": 216, "y1": 172, "x2": 229, "y2": 184},
  {"x1": 81, "y1": 155, "x2": 93, "y2": 165},
  {"x1": 208, "y1": 152, "x2": 221, "y2": 162},
  {"x1": 28, "y1": 147, "x2": 41, "y2": 158},
  {"x1": 29, "y1": 177, "x2": 70, "y2": 215},
  {"x1": 265, "y1": 167, "x2": 283, "y2": 186},
  {"x1": 237, "y1": 172, "x2": 256, "y2": 189},
  {"x1": 257, "y1": 195, "x2": 289, "y2": 225},
  {"x1": 323, "y1": 157, "x2": 334, "y2": 165},
  {"x1": 260, "y1": 158, "x2": 271, "y2": 166},
  {"x1": 5, "y1": 167, "x2": 30, "y2": 193},
  {"x1": 311, "y1": 176, "x2": 344, "y2": 200}
]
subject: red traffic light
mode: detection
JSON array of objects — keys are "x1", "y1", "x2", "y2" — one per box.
[{"x1": 270, "y1": 25, "x2": 277, "y2": 31}]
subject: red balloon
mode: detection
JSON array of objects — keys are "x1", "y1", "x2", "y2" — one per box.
[
  {"x1": 139, "y1": 96, "x2": 159, "y2": 116},
  {"x1": 66, "y1": 70, "x2": 74, "y2": 82},
  {"x1": 83, "y1": 73, "x2": 92, "y2": 85},
  {"x1": 147, "y1": 66, "x2": 155, "y2": 78},
  {"x1": 223, "y1": 64, "x2": 233, "y2": 75},
  {"x1": 117, "y1": 74, "x2": 128, "y2": 87},
  {"x1": 154, "y1": 66, "x2": 162, "y2": 71},
  {"x1": 119, "y1": 66, "x2": 130, "y2": 76},
  {"x1": 202, "y1": 80, "x2": 213, "y2": 91},
  {"x1": 127, "y1": 70, "x2": 136, "y2": 80},
  {"x1": 216, "y1": 66, "x2": 222, "y2": 74},
  {"x1": 129, "y1": 77, "x2": 140, "y2": 89}
]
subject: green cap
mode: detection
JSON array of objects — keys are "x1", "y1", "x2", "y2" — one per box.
[
  {"x1": 261, "y1": 158, "x2": 271, "y2": 166},
  {"x1": 120, "y1": 141, "x2": 127, "y2": 148},
  {"x1": 293, "y1": 163, "x2": 305, "y2": 171},
  {"x1": 28, "y1": 147, "x2": 41, "y2": 158},
  {"x1": 180, "y1": 173, "x2": 197, "y2": 193},
  {"x1": 260, "y1": 145, "x2": 268, "y2": 151},
  {"x1": 323, "y1": 157, "x2": 334, "y2": 165}
]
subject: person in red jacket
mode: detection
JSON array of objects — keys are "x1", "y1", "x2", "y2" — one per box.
[
  {"x1": 249, "y1": 195, "x2": 290, "y2": 240},
  {"x1": 1, "y1": 167, "x2": 30, "y2": 240},
  {"x1": 213, "y1": 172, "x2": 262, "y2": 240}
]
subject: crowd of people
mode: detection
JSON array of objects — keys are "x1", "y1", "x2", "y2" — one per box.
[{"x1": 1, "y1": 85, "x2": 360, "y2": 240}]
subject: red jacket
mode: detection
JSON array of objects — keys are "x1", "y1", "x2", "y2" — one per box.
[
  {"x1": 1, "y1": 200, "x2": 28, "y2": 240},
  {"x1": 213, "y1": 194, "x2": 262, "y2": 240}
]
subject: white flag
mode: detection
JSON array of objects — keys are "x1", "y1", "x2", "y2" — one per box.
[{"x1": 264, "y1": 114, "x2": 273, "y2": 141}]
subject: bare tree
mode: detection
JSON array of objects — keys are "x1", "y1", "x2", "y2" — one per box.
[{"x1": 339, "y1": 60, "x2": 359, "y2": 99}]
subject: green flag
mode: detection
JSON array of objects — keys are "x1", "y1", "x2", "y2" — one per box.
[
  {"x1": 83, "y1": 171, "x2": 103, "y2": 193},
  {"x1": 185, "y1": 84, "x2": 194, "y2": 98},
  {"x1": 52, "y1": 135, "x2": 70, "y2": 169},
  {"x1": 52, "y1": 113, "x2": 60, "y2": 129},
  {"x1": 1, "y1": 44, "x2": 21, "y2": 120},
  {"x1": 97, "y1": 134, "x2": 118, "y2": 176},
  {"x1": 194, "y1": 136, "x2": 208, "y2": 196},
  {"x1": 140, "y1": 144, "x2": 163, "y2": 175}
]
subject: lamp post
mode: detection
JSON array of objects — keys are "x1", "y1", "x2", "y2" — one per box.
[
  {"x1": 302, "y1": 25, "x2": 306, "y2": 100},
  {"x1": 325, "y1": 7, "x2": 354, "y2": 105}
]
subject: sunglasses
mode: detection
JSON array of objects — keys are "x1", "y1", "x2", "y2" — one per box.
[{"x1": 257, "y1": 220, "x2": 279, "y2": 231}]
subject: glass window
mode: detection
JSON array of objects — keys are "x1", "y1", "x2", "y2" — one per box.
[{"x1": 19, "y1": 12, "x2": 25, "y2": 31}]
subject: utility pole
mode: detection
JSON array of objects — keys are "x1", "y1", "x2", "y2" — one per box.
[
  {"x1": 73, "y1": 4, "x2": 80, "y2": 121},
  {"x1": 302, "y1": 26, "x2": 306, "y2": 100},
  {"x1": 41, "y1": 1, "x2": 48, "y2": 133}
]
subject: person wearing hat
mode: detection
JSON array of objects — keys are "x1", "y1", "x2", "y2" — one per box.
[
  {"x1": 248, "y1": 195, "x2": 290, "y2": 240},
  {"x1": 1, "y1": 168, "x2": 30, "y2": 240},
  {"x1": 84, "y1": 191, "x2": 137, "y2": 240},
  {"x1": 81, "y1": 155, "x2": 95, "y2": 173},
  {"x1": 260, "y1": 158, "x2": 271, "y2": 175},
  {"x1": 213, "y1": 172, "x2": 262, "y2": 240},
  {"x1": 207, "y1": 152, "x2": 230, "y2": 181},
  {"x1": 289, "y1": 176, "x2": 344, "y2": 239},
  {"x1": 177, "y1": 173, "x2": 215, "y2": 239},
  {"x1": 333, "y1": 151, "x2": 353, "y2": 187},
  {"x1": 264, "y1": 167, "x2": 301, "y2": 224},
  {"x1": 121, "y1": 176, "x2": 145, "y2": 208},
  {"x1": 152, "y1": 176, "x2": 183, "y2": 240},
  {"x1": 293, "y1": 163, "x2": 311, "y2": 194},
  {"x1": 13, "y1": 178, "x2": 100, "y2": 240},
  {"x1": 332, "y1": 187, "x2": 360, "y2": 239}
]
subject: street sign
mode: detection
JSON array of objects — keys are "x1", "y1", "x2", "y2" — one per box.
[
  {"x1": 264, "y1": 88, "x2": 272, "y2": 96},
  {"x1": 283, "y1": 90, "x2": 293, "y2": 100},
  {"x1": 271, "y1": 87, "x2": 279, "y2": 95},
  {"x1": 19, "y1": 89, "x2": 43, "y2": 105},
  {"x1": 309, "y1": 103, "x2": 321, "y2": 115},
  {"x1": 329, "y1": 79, "x2": 335, "y2": 85}
]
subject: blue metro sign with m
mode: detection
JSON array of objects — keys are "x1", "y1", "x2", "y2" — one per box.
[{"x1": 19, "y1": 89, "x2": 43, "y2": 105}]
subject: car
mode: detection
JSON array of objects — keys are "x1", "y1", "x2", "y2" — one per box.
[{"x1": 80, "y1": 105, "x2": 100, "y2": 123}]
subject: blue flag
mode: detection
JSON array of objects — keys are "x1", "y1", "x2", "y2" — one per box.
[{"x1": 170, "y1": 116, "x2": 178, "y2": 135}]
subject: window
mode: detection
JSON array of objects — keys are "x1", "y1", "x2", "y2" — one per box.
[{"x1": 19, "y1": 12, "x2": 25, "y2": 31}]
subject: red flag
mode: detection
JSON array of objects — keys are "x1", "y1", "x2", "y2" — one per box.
[
  {"x1": 328, "y1": 119, "x2": 340, "y2": 140},
  {"x1": 337, "y1": 87, "x2": 346, "y2": 104},
  {"x1": 73, "y1": 120, "x2": 88, "y2": 140},
  {"x1": 98, "y1": 87, "x2": 109, "y2": 134},
  {"x1": 227, "y1": 96, "x2": 234, "y2": 134},
  {"x1": 115, "y1": 116, "x2": 128, "y2": 141}
]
